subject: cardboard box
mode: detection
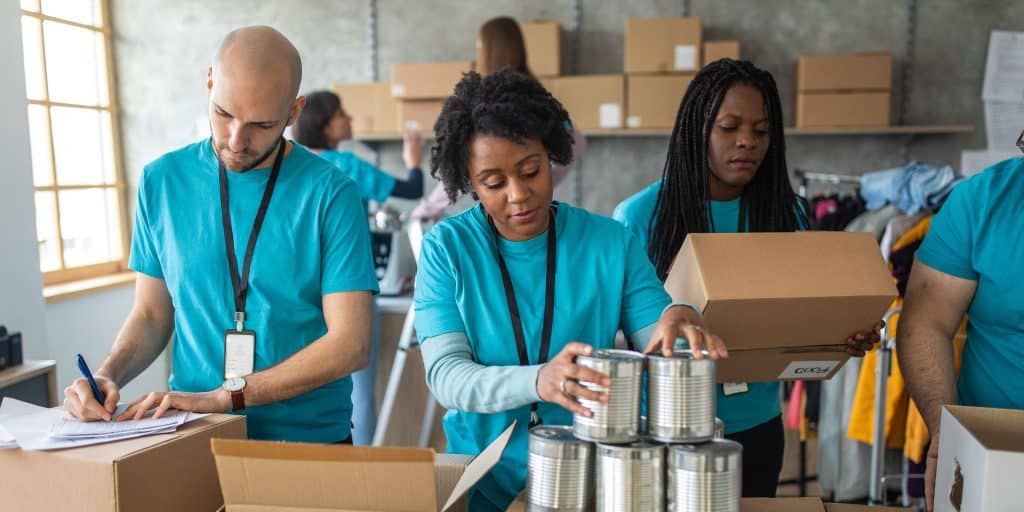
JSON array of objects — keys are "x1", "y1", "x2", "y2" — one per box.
[
  {"x1": 391, "y1": 61, "x2": 473, "y2": 100},
  {"x1": 520, "y1": 20, "x2": 562, "y2": 77},
  {"x1": 1, "y1": 414, "x2": 246, "y2": 511},
  {"x1": 796, "y1": 91, "x2": 891, "y2": 127},
  {"x1": 663, "y1": 232, "x2": 896, "y2": 382},
  {"x1": 332, "y1": 82, "x2": 398, "y2": 135},
  {"x1": 626, "y1": 74, "x2": 693, "y2": 129},
  {"x1": 704, "y1": 40, "x2": 741, "y2": 65},
  {"x1": 625, "y1": 17, "x2": 703, "y2": 73},
  {"x1": 545, "y1": 75, "x2": 624, "y2": 130},
  {"x1": 741, "y1": 498, "x2": 909, "y2": 511},
  {"x1": 214, "y1": 421, "x2": 515, "y2": 511},
  {"x1": 934, "y1": 405, "x2": 1024, "y2": 512},
  {"x1": 397, "y1": 99, "x2": 444, "y2": 133},
  {"x1": 796, "y1": 53, "x2": 892, "y2": 92}
]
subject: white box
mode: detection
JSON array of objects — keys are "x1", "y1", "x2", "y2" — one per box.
[
  {"x1": 934, "y1": 405, "x2": 1024, "y2": 512},
  {"x1": 984, "y1": 100, "x2": 1024, "y2": 151}
]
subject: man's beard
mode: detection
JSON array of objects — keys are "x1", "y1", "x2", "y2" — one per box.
[{"x1": 213, "y1": 132, "x2": 284, "y2": 172}]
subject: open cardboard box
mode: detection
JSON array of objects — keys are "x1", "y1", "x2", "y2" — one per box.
[
  {"x1": 510, "y1": 495, "x2": 909, "y2": 511},
  {"x1": 0, "y1": 413, "x2": 246, "y2": 511},
  {"x1": 664, "y1": 232, "x2": 897, "y2": 382},
  {"x1": 934, "y1": 405, "x2": 1024, "y2": 512},
  {"x1": 213, "y1": 421, "x2": 515, "y2": 511}
]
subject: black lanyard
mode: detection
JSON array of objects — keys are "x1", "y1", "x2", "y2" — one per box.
[
  {"x1": 219, "y1": 138, "x2": 286, "y2": 332},
  {"x1": 486, "y1": 204, "x2": 556, "y2": 427}
]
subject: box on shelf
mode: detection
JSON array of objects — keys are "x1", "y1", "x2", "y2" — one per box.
[
  {"x1": 625, "y1": 17, "x2": 703, "y2": 73},
  {"x1": 520, "y1": 20, "x2": 562, "y2": 77},
  {"x1": 332, "y1": 82, "x2": 398, "y2": 135},
  {"x1": 397, "y1": 99, "x2": 444, "y2": 133},
  {"x1": 704, "y1": 40, "x2": 741, "y2": 65},
  {"x1": 544, "y1": 74, "x2": 625, "y2": 130},
  {"x1": 390, "y1": 61, "x2": 473, "y2": 100},
  {"x1": 626, "y1": 74, "x2": 694, "y2": 129}
]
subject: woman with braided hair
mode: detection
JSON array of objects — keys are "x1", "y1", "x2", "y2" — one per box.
[
  {"x1": 614, "y1": 58, "x2": 880, "y2": 496},
  {"x1": 414, "y1": 68, "x2": 727, "y2": 510}
]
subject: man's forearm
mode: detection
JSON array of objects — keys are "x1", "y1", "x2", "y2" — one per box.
[
  {"x1": 242, "y1": 326, "x2": 370, "y2": 408},
  {"x1": 97, "y1": 308, "x2": 174, "y2": 387},
  {"x1": 898, "y1": 322, "x2": 958, "y2": 433}
]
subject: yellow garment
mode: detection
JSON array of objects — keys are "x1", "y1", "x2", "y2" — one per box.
[{"x1": 847, "y1": 299, "x2": 909, "y2": 448}]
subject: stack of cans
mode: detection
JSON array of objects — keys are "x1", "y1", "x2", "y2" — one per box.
[{"x1": 525, "y1": 348, "x2": 743, "y2": 512}]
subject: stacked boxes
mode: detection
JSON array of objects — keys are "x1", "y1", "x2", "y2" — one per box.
[
  {"x1": 390, "y1": 61, "x2": 473, "y2": 132},
  {"x1": 623, "y1": 17, "x2": 703, "y2": 129},
  {"x1": 795, "y1": 53, "x2": 892, "y2": 127},
  {"x1": 543, "y1": 74, "x2": 625, "y2": 130},
  {"x1": 331, "y1": 82, "x2": 397, "y2": 137}
]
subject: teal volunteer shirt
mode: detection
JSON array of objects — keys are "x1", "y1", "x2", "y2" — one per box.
[
  {"x1": 613, "y1": 180, "x2": 784, "y2": 435},
  {"x1": 414, "y1": 202, "x2": 671, "y2": 510},
  {"x1": 915, "y1": 157, "x2": 1024, "y2": 410},
  {"x1": 129, "y1": 139, "x2": 379, "y2": 442},
  {"x1": 314, "y1": 149, "x2": 396, "y2": 213}
]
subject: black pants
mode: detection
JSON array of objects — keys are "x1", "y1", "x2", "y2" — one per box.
[
  {"x1": 725, "y1": 415, "x2": 785, "y2": 497},
  {"x1": 333, "y1": 435, "x2": 353, "y2": 445}
]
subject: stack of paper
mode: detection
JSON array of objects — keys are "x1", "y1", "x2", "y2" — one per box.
[
  {"x1": 0, "y1": 398, "x2": 207, "y2": 451},
  {"x1": 967, "y1": 30, "x2": 1024, "y2": 175}
]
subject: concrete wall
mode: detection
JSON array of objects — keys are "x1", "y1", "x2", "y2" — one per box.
[{"x1": 110, "y1": 0, "x2": 1023, "y2": 215}]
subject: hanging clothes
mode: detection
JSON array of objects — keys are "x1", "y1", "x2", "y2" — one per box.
[
  {"x1": 844, "y1": 204, "x2": 902, "y2": 240},
  {"x1": 816, "y1": 195, "x2": 866, "y2": 231},
  {"x1": 859, "y1": 161, "x2": 961, "y2": 214},
  {"x1": 879, "y1": 210, "x2": 931, "y2": 261}
]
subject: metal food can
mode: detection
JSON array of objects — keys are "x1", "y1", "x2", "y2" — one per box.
[
  {"x1": 647, "y1": 350, "x2": 716, "y2": 443},
  {"x1": 595, "y1": 440, "x2": 665, "y2": 512},
  {"x1": 527, "y1": 425, "x2": 593, "y2": 511},
  {"x1": 573, "y1": 349, "x2": 644, "y2": 444},
  {"x1": 667, "y1": 440, "x2": 743, "y2": 512},
  {"x1": 714, "y1": 417, "x2": 725, "y2": 439}
]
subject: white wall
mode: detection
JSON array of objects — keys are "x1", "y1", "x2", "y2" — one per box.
[{"x1": 0, "y1": 0, "x2": 48, "y2": 362}]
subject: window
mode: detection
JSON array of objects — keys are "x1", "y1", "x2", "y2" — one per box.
[{"x1": 21, "y1": 0, "x2": 128, "y2": 286}]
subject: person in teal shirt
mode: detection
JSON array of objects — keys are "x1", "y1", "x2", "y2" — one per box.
[
  {"x1": 292, "y1": 90, "x2": 424, "y2": 213},
  {"x1": 613, "y1": 59, "x2": 877, "y2": 497},
  {"x1": 62, "y1": 27, "x2": 378, "y2": 443},
  {"x1": 414, "y1": 69, "x2": 727, "y2": 511},
  {"x1": 292, "y1": 89, "x2": 425, "y2": 445},
  {"x1": 898, "y1": 153, "x2": 1024, "y2": 509}
]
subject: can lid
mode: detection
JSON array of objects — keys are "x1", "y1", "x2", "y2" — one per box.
[
  {"x1": 669, "y1": 439, "x2": 742, "y2": 472},
  {"x1": 581, "y1": 349, "x2": 646, "y2": 363},
  {"x1": 529, "y1": 425, "x2": 586, "y2": 444},
  {"x1": 598, "y1": 439, "x2": 664, "y2": 459},
  {"x1": 647, "y1": 349, "x2": 711, "y2": 361}
]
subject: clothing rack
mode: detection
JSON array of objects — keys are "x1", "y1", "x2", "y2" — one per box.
[{"x1": 794, "y1": 168, "x2": 864, "y2": 197}]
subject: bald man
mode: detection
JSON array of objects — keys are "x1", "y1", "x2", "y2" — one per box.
[{"x1": 62, "y1": 26, "x2": 378, "y2": 443}]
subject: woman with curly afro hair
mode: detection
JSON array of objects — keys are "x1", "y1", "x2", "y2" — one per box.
[{"x1": 413, "y1": 68, "x2": 728, "y2": 510}]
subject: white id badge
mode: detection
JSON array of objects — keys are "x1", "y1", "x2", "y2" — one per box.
[
  {"x1": 723, "y1": 382, "x2": 749, "y2": 396},
  {"x1": 224, "y1": 330, "x2": 255, "y2": 379}
]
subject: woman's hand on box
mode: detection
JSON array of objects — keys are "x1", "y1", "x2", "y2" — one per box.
[
  {"x1": 845, "y1": 320, "x2": 885, "y2": 357},
  {"x1": 645, "y1": 305, "x2": 728, "y2": 360}
]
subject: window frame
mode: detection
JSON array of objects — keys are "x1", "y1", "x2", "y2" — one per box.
[{"x1": 22, "y1": 0, "x2": 131, "y2": 288}]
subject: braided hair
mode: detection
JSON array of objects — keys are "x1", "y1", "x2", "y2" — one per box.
[
  {"x1": 430, "y1": 68, "x2": 574, "y2": 202},
  {"x1": 648, "y1": 58, "x2": 808, "y2": 279}
]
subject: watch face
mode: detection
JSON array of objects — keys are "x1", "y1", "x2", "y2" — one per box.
[{"x1": 223, "y1": 377, "x2": 245, "y2": 392}]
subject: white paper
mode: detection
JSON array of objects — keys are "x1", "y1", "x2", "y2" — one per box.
[
  {"x1": 403, "y1": 120, "x2": 422, "y2": 131},
  {"x1": 982, "y1": 31, "x2": 1024, "y2": 104},
  {"x1": 674, "y1": 44, "x2": 698, "y2": 71},
  {"x1": 777, "y1": 360, "x2": 841, "y2": 380},
  {"x1": 599, "y1": 103, "x2": 622, "y2": 128},
  {"x1": 722, "y1": 382, "x2": 749, "y2": 396},
  {"x1": 960, "y1": 150, "x2": 1021, "y2": 177},
  {"x1": 627, "y1": 116, "x2": 641, "y2": 128},
  {"x1": 391, "y1": 83, "x2": 407, "y2": 97},
  {"x1": 984, "y1": 101, "x2": 1024, "y2": 151},
  {"x1": 0, "y1": 398, "x2": 208, "y2": 451}
]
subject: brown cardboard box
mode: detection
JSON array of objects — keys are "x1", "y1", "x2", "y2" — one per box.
[
  {"x1": 664, "y1": 232, "x2": 896, "y2": 382},
  {"x1": 704, "y1": 40, "x2": 741, "y2": 65},
  {"x1": 825, "y1": 504, "x2": 911, "y2": 511},
  {"x1": 391, "y1": 61, "x2": 473, "y2": 100},
  {"x1": 333, "y1": 82, "x2": 398, "y2": 135},
  {"x1": 545, "y1": 75, "x2": 624, "y2": 130},
  {"x1": 626, "y1": 74, "x2": 693, "y2": 129},
  {"x1": 934, "y1": 405, "x2": 1024, "y2": 512},
  {"x1": 214, "y1": 422, "x2": 515, "y2": 511},
  {"x1": 397, "y1": 99, "x2": 444, "y2": 133},
  {"x1": 742, "y1": 498, "x2": 910, "y2": 511},
  {"x1": 1, "y1": 414, "x2": 246, "y2": 511},
  {"x1": 796, "y1": 91, "x2": 891, "y2": 127},
  {"x1": 625, "y1": 17, "x2": 703, "y2": 73},
  {"x1": 796, "y1": 53, "x2": 892, "y2": 92},
  {"x1": 520, "y1": 20, "x2": 562, "y2": 77}
]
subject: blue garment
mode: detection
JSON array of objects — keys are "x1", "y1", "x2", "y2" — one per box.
[
  {"x1": 414, "y1": 202, "x2": 670, "y2": 511},
  {"x1": 129, "y1": 139, "x2": 379, "y2": 442},
  {"x1": 915, "y1": 157, "x2": 1024, "y2": 410},
  {"x1": 349, "y1": 299, "x2": 380, "y2": 445},
  {"x1": 612, "y1": 180, "x2": 784, "y2": 435},
  {"x1": 315, "y1": 149, "x2": 397, "y2": 212},
  {"x1": 859, "y1": 161, "x2": 961, "y2": 214}
]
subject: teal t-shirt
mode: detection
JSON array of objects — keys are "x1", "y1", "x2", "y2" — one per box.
[
  {"x1": 129, "y1": 139, "x2": 379, "y2": 442},
  {"x1": 414, "y1": 202, "x2": 671, "y2": 510},
  {"x1": 916, "y1": 157, "x2": 1024, "y2": 410},
  {"x1": 613, "y1": 180, "x2": 783, "y2": 435},
  {"x1": 315, "y1": 149, "x2": 396, "y2": 212}
]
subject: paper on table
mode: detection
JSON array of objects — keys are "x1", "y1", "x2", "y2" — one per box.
[{"x1": 982, "y1": 31, "x2": 1024, "y2": 104}]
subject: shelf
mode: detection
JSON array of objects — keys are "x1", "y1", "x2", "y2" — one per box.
[{"x1": 354, "y1": 124, "x2": 972, "y2": 142}]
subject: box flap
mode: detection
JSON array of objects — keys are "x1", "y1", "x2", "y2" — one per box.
[
  {"x1": 441, "y1": 421, "x2": 516, "y2": 511},
  {"x1": 666, "y1": 233, "x2": 897, "y2": 350},
  {"x1": 742, "y1": 497, "x2": 826, "y2": 511},
  {"x1": 946, "y1": 405, "x2": 1024, "y2": 453},
  {"x1": 213, "y1": 439, "x2": 438, "y2": 511}
]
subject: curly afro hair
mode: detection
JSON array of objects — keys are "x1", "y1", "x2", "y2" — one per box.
[{"x1": 430, "y1": 68, "x2": 575, "y2": 202}]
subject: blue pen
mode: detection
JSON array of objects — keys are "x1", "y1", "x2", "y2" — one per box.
[{"x1": 76, "y1": 353, "x2": 106, "y2": 406}]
